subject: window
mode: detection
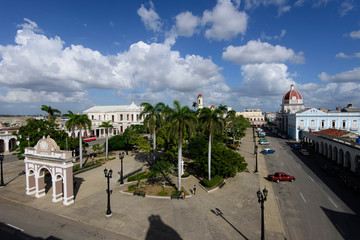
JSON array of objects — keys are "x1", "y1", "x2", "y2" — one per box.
[
  {"x1": 342, "y1": 120, "x2": 346, "y2": 129},
  {"x1": 136, "y1": 114, "x2": 139, "y2": 122},
  {"x1": 300, "y1": 120, "x2": 305, "y2": 128},
  {"x1": 131, "y1": 115, "x2": 134, "y2": 121},
  {"x1": 120, "y1": 114, "x2": 123, "y2": 121},
  {"x1": 91, "y1": 115, "x2": 94, "y2": 120},
  {"x1": 321, "y1": 120, "x2": 325, "y2": 129},
  {"x1": 310, "y1": 120, "x2": 315, "y2": 129},
  {"x1": 352, "y1": 120, "x2": 358, "y2": 129},
  {"x1": 332, "y1": 120, "x2": 336, "y2": 128},
  {"x1": 127, "y1": 114, "x2": 129, "y2": 121},
  {"x1": 112, "y1": 115, "x2": 114, "y2": 122},
  {"x1": 98, "y1": 115, "x2": 101, "y2": 120}
]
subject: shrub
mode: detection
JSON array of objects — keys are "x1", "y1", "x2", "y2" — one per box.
[
  {"x1": 127, "y1": 172, "x2": 150, "y2": 182},
  {"x1": 172, "y1": 189, "x2": 181, "y2": 196},
  {"x1": 158, "y1": 188, "x2": 168, "y2": 196},
  {"x1": 181, "y1": 173, "x2": 189, "y2": 178},
  {"x1": 127, "y1": 185, "x2": 137, "y2": 191},
  {"x1": 201, "y1": 175, "x2": 222, "y2": 188}
]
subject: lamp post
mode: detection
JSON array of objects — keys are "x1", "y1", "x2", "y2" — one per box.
[
  {"x1": 254, "y1": 144, "x2": 258, "y2": 173},
  {"x1": 0, "y1": 153, "x2": 4, "y2": 187},
  {"x1": 257, "y1": 188, "x2": 268, "y2": 240},
  {"x1": 119, "y1": 152, "x2": 125, "y2": 185},
  {"x1": 104, "y1": 168, "x2": 113, "y2": 217}
]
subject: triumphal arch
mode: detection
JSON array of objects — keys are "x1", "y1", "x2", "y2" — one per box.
[{"x1": 24, "y1": 136, "x2": 74, "y2": 205}]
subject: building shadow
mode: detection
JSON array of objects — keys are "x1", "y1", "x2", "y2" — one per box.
[
  {"x1": 145, "y1": 215, "x2": 182, "y2": 240},
  {"x1": 0, "y1": 221, "x2": 61, "y2": 240},
  {"x1": 210, "y1": 208, "x2": 249, "y2": 240},
  {"x1": 321, "y1": 206, "x2": 359, "y2": 240},
  {"x1": 73, "y1": 177, "x2": 84, "y2": 200}
]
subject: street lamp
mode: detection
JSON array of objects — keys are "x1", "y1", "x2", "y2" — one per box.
[
  {"x1": 257, "y1": 188, "x2": 268, "y2": 240},
  {"x1": 0, "y1": 153, "x2": 4, "y2": 187},
  {"x1": 254, "y1": 144, "x2": 258, "y2": 173},
  {"x1": 119, "y1": 152, "x2": 125, "y2": 185},
  {"x1": 104, "y1": 168, "x2": 113, "y2": 217}
]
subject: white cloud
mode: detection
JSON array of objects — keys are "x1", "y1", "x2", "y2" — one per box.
[
  {"x1": 277, "y1": 5, "x2": 291, "y2": 16},
  {"x1": 202, "y1": 0, "x2": 248, "y2": 41},
  {"x1": 239, "y1": 63, "x2": 295, "y2": 96},
  {"x1": 222, "y1": 40, "x2": 304, "y2": 64},
  {"x1": 349, "y1": 30, "x2": 360, "y2": 39},
  {"x1": 0, "y1": 19, "x2": 225, "y2": 104},
  {"x1": 137, "y1": 1, "x2": 162, "y2": 32},
  {"x1": 175, "y1": 11, "x2": 200, "y2": 37},
  {"x1": 318, "y1": 66, "x2": 360, "y2": 82},
  {"x1": 261, "y1": 29, "x2": 286, "y2": 40},
  {"x1": 339, "y1": 1, "x2": 355, "y2": 16},
  {"x1": 335, "y1": 52, "x2": 360, "y2": 59},
  {"x1": 244, "y1": 0, "x2": 288, "y2": 9}
]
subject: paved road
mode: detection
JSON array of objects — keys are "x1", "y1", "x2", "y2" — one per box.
[
  {"x1": 260, "y1": 129, "x2": 359, "y2": 240},
  {"x1": 0, "y1": 197, "x2": 132, "y2": 240}
]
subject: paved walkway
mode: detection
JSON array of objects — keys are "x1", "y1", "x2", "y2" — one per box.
[{"x1": 0, "y1": 129, "x2": 286, "y2": 240}]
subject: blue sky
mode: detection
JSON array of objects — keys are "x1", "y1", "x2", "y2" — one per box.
[{"x1": 0, "y1": 0, "x2": 359, "y2": 115}]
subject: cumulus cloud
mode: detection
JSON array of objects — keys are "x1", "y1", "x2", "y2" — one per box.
[
  {"x1": 318, "y1": 67, "x2": 360, "y2": 83},
  {"x1": 175, "y1": 11, "x2": 200, "y2": 37},
  {"x1": 202, "y1": 0, "x2": 248, "y2": 41},
  {"x1": 261, "y1": 29, "x2": 286, "y2": 40},
  {"x1": 137, "y1": 1, "x2": 162, "y2": 32},
  {"x1": 222, "y1": 40, "x2": 304, "y2": 64},
  {"x1": 349, "y1": 30, "x2": 360, "y2": 39},
  {"x1": 0, "y1": 19, "x2": 224, "y2": 104}
]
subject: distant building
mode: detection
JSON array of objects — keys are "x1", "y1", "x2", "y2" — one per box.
[
  {"x1": 278, "y1": 85, "x2": 360, "y2": 140},
  {"x1": 236, "y1": 109, "x2": 265, "y2": 127},
  {"x1": 83, "y1": 102, "x2": 144, "y2": 137}
]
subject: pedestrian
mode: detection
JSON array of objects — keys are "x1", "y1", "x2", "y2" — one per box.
[{"x1": 193, "y1": 185, "x2": 196, "y2": 195}]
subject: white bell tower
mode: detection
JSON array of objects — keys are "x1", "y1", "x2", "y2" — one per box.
[{"x1": 197, "y1": 93, "x2": 203, "y2": 109}]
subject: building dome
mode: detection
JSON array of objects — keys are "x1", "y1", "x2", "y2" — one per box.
[
  {"x1": 283, "y1": 85, "x2": 303, "y2": 102},
  {"x1": 198, "y1": 93, "x2": 203, "y2": 98}
]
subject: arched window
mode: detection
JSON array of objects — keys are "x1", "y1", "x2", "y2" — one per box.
[
  {"x1": 300, "y1": 119, "x2": 305, "y2": 129},
  {"x1": 352, "y1": 120, "x2": 358, "y2": 129},
  {"x1": 321, "y1": 120, "x2": 326, "y2": 129},
  {"x1": 310, "y1": 120, "x2": 315, "y2": 129},
  {"x1": 342, "y1": 120, "x2": 347, "y2": 129}
]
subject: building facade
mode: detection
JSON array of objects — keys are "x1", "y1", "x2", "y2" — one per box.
[
  {"x1": 83, "y1": 102, "x2": 144, "y2": 137},
  {"x1": 236, "y1": 109, "x2": 265, "y2": 127}
]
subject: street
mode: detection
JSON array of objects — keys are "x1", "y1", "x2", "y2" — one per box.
[{"x1": 260, "y1": 129, "x2": 360, "y2": 240}]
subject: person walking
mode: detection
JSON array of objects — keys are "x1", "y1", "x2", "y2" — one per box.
[{"x1": 193, "y1": 185, "x2": 196, "y2": 195}]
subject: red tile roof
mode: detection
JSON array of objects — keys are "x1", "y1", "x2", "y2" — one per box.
[{"x1": 313, "y1": 129, "x2": 350, "y2": 137}]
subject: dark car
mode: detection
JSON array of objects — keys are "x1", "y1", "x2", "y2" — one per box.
[
  {"x1": 291, "y1": 144, "x2": 302, "y2": 149},
  {"x1": 261, "y1": 149, "x2": 275, "y2": 154}
]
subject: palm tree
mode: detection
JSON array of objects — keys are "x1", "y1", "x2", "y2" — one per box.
[
  {"x1": 192, "y1": 101, "x2": 198, "y2": 110},
  {"x1": 198, "y1": 107, "x2": 224, "y2": 180},
  {"x1": 64, "y1": 113, "x2": 91, "y2": 169},
  {"x1": 166, "y1": 100, "x2": 196, "y2": 190},
  {"x1": 99, "y1": 121, "x2": 114, "y2": 160},
  {"x1": 41, "y1": 105, "x2": 61, "y2": 121},
  {"x1": 140, "y1": 102, "x2": 165, "y2": 157},
  {"x1": 63, "y1": 111, "x2": 77, "y2": 138}
]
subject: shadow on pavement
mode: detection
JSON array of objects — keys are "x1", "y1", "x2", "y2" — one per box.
[
  {"x1": 73, "y1": 177, "x2": 84, "y2": 200},
  {"x1": 321, "y1": 206, "x2": 359, "y2": 240},
  {"x1": 0, "y1": 221, "x2": 61, "y2": 240},
  {"x1": 211, "y1": 208, "x2": 249, "y2": 240},
  {"x1": 145, "y1": 215, "x2": 182, "y2": 240}
]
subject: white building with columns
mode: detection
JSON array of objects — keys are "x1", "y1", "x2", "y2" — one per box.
[{"x1": 83, "y1": 102, "x2": 144, "y2": 137}]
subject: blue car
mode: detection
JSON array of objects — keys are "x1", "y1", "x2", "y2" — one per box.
[
  {"x1": 291, "y1": 144, "x2": 302, "y2": 149},
  {"x1": 261, "y1": 149, "x2": 275, "y2": 154}
]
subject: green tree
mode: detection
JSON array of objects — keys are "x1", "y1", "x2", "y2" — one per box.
[
  {"x1": 198, "y1": 107, "x2": 224, "y2": 180},
  {"x1": 99, "y1": 121, "x2": 114, "y2": 160},
  {"x1": 140, "y1": 102, "x2": 165, "y2": 155},
  {"x1": 64, "y1": 113, "x2": 91, "y2": 169},
  {"x1": 41, "y1": 105, "x2": 61, "y2": 121},
  {"x1": 63, "y1": 111, "x2": 77, "y2": 137},
  {"x1": 166, "y1": 100, "x2": 196, "y2": 190},
  {"x1": 12, "y1": 119, "x2": 76, "y2": 159}
]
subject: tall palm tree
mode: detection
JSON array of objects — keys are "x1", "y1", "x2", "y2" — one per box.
[
  {"x1": 166, "y1": 100, "x2": 196, "y2": 190},
  {"x1": 41, "y1": 105, "x2": 61, "y2": 121},
  {"x1": 140, "y1": 102, "x2": 165, "y2": 156},
  {"x1": 198, "y1": 107, "x2": 224, "y2": 180},
  {"x1": 192, "y1": 101, "x2": 198, "y2": 110},
  {"x1": 63, "y1": 111, "x2": 77, "y2": 138},
  {"x1": 64, "y1": 113, "x2": 91, "y2": 169},
  {"x1": 99, "y1": 121, "x2": 114, "y2": 160}
]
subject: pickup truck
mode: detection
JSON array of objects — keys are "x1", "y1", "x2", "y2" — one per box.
[{"x1": 268, "y1": 172, "x2": 295, "y2": 183}]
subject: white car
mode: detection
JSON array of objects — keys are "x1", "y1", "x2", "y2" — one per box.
[{"x1": 300, "y1": 149, "x2": 310, "y2": 156}]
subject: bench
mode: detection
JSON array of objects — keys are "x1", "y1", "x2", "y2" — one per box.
[
  {"x1": 171, "y1": 195, "x2": 183, "y2": 200},
  {"x1": 219, "y1": 182, "x2": 226, "y2": 189},
  {"x1": 133, "y1": 190, "x2": 146, "y2": 197}
]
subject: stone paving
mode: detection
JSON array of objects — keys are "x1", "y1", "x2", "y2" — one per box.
[{"x1": 0, "y1": 129, "x2": 287, "y2": 240}]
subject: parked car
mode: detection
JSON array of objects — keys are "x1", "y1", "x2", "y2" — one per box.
[
  {"x1": 259, "y1": 141, "x2": 270, "y2": 145},
  {"x1": 261, "y1": 149, "x2": 275, "y2": 154},
  {"x1": 268, "y1": 172, "x2": 295, "y2": 183},
  {"x1": 300, "y1": 148, "x2": 309, "y2": 155},
  {"x1": 82, "y1": 135, "x2": 96, "y2": 142},
  {"x1": 259, "y1": 139, "x2": 268, "y2": 143},
  {"x1": 291, "y1": 144, "x2": 302, "y2": 149}
]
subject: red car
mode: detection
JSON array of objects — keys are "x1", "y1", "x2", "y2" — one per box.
[
  {"x1": 82, "y1": 135, "x2": 96, "y2": 142},
  {"x1": 268, "y1": 172, "x2": 295, "y2": 183}
]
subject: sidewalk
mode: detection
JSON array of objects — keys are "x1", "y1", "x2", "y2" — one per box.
[{"x1": 0, "y1": 130, "x2": 286, "y2": 240}]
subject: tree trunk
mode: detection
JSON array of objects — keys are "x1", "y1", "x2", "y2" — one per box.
[
  {"x1": 79, "y1": 130, "x2": 83, "y2": 169},
  {"x1": 153, "y1": 130, "x2": 156, "y2": 160},
  {"x1": 106, "y1": 132, "x2": 108, "y2": 160},
  {"x1": 208, "y1": 132, "x2": 212, "y2": 181},
  {"x1": 178, "y1": 138, "x2": 182, "y2": 191},
  {"x1": 233, "y1": 134, "x2": 235, "y2": 145}
]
